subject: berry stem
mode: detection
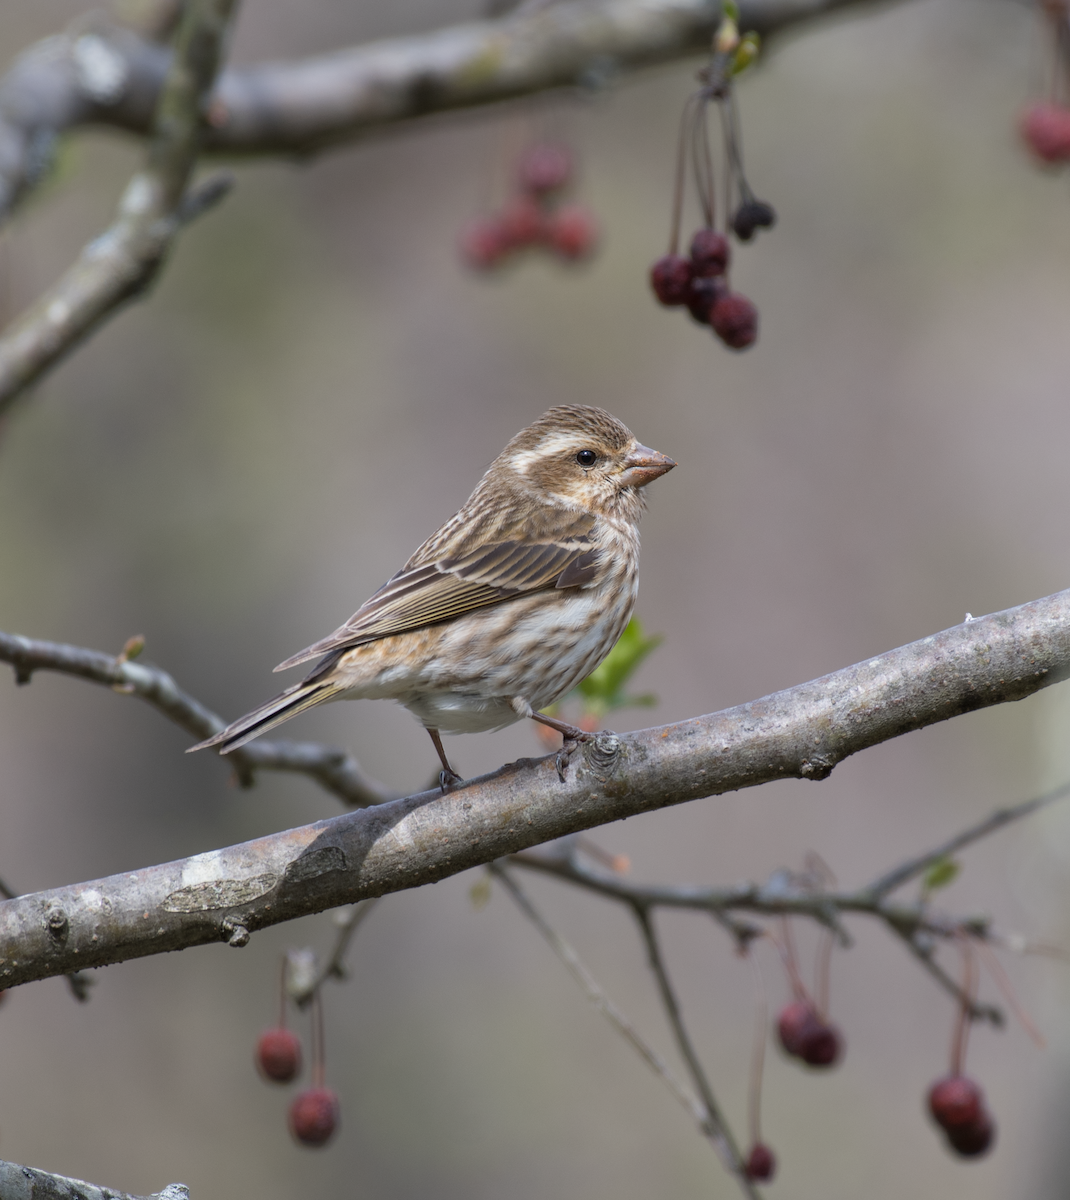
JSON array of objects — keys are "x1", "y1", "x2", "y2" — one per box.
[
  {"x1": 278, "y1": 955, "x2": 289, "y2": 1029},
  {"x1": 950, "y1": 936, "x2": 978, "y2": 1077},
  {"x1": 746, "y1": 949, "x2": 768, "y2": 1146},
  {"x1": 690, "y1": 98, "x2": 716, "y2": 229},
  {"x1": 778, "y1": 917, "x2": 809, "y2": 1003},
  {"x1": 973, "y1": 938, "x2": 1045, "y2": 1048},
  {"x1": 669, "y1": 95, "x2": 700, "y2": 255},
  {"x1": 311, "y1": 986, "x2": 326, "y2": 1090},
  {"x1": 814, "y1": 928, "x2": 834, "y2": 1021}
]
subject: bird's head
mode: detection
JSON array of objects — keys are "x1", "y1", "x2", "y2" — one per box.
[{"x1": 494, "y1": 405, "x2": 676, "y2": 518}]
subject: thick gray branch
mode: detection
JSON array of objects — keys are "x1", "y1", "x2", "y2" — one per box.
[
  {"x1": 0, "y1": 630, "x2": 396, "y2": 807},
  {"x1": 0, "y1": 1160, "x2": 186, "y2": 1200},
  {"x1": 1, "y1": 586, "x2": 1068, "y2": 990}
]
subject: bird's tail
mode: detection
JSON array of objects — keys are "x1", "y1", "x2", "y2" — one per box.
[{"x1": 188, "y1": 676, "x2": 342, "y2": 755}]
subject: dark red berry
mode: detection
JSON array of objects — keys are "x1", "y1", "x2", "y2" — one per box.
[
  {"x1": 547, "y1": 204, "x2": 598, "y2": 260},
  {"x1": 518, "y1": 143, "x2": 573, "y2": 195},
  {"x1": 288, "y1": 1087, "x2": 340, "y2": 1146},
  {"x1": 731, "y1": 200, "x2": 777, "y2": 242},
  {"x1": 945, "y1": 1110, "x2": 995, "y2": 1158},
  {"x1": 686, "y1": 276, "x2": 727, "y2": 325},
  {"x1": 650, "y1": 254, "x2": 693, "y2": 305},
  {"x1": 689, "y1": 228, "x2": 730, "y2": 277},
  {"x1": 499, "y1": 197, "x2": 547, "y2": 249},
  {"x1": 776, "y1": 1001, "x2": 813, "y2": 1057},
  {"x1": 459, "y1": 218, "x2": 508, "y2": 269},
  {"x1": 928, "y1": 1076, "x2": 984, "y2": 1130},
  {"x1": 1020, "y1": 102, "x2": 1070, "y2": 164},
  {"x1": 256, "y1": 1027, "x2": 302, "y2": 1083},
  {"x1": 711, "y1": 292, "x2": 759, "y2": 350},
  {"x1": 797, "y1": 1019, "x2": 842, "y2": 1068},
  {"x1": 744, "y1": 1143, "x2": 776, "y2": 1181}
]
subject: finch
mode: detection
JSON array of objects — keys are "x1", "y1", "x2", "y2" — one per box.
[{"x1": 190, "y1": 405, "x2": 675, "y2": 785}]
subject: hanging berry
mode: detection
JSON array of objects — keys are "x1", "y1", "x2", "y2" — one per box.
[
  {"x1": 647, "y1": 5, "x2": 773, "y2": 350},
  {"x1": 1020, "y1": 2, "x2": 1070, "y2": 165}
]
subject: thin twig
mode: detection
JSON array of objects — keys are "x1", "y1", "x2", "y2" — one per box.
[
  {"x1": 489, "y1": 865, "x2": 711, "y2": 1138},
  {"x1": 289, "y1": 899, "x2": 381, "y2": 1004}
]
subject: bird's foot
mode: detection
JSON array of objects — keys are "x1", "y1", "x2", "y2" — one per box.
[
  {"x1": 439, "y1": 767, "x2": 465, "y2": 793},
  {"x1": 554, "y1": 729, "x2": 594, "y2": 782}
]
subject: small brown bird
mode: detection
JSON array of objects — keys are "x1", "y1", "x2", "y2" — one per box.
[{"x1": 190, "y1": 406, "x2": 675, "y2": 785}]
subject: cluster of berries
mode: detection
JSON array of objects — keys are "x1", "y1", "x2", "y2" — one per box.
[
  {"x1": 776, "y1": 998, "x2": 843, "y2": 1068},
  {"x1": 648, "y1": 4, "x2": 774, "y2": 350},
  {"x1": 1020, "y1": 2, "x2": 1070, "y2": 163},
  {"x1": 460, "y1": 143, "x2": 598, "y2": 270},
  {"x1": 927, "y1": 1074, "x2": 995, "y2": 1158},
  {"x1": 255, "y1": 981, "x2": 339, "y2": 1147}
]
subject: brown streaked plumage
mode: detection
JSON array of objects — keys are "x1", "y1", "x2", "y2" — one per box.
[{"x1": 190, "y1": 405, "x2": 675, "y2": 785}]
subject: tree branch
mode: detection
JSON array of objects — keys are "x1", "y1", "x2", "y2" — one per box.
[
  {"x1": 1, "y1": 587, "x2": 1068, "y2": 989},
  {"x1": 0, "y1": 1160, "x2": 188, "y2": 1200},
  {"x1": 0, "y1": 630, "x2": 396, "y2": 807},
  {"x1": 0, "y1": 0, "x2": 237, "y2": 416}
]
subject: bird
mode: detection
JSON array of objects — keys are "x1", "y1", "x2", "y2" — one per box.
[{"x1": 189, "y1": 405, "x2": 675, "y2": 787}]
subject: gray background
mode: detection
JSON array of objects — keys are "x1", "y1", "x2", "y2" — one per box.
[{"x1": 2, "y1": 0, "x2": 1070, "y2": 1196}]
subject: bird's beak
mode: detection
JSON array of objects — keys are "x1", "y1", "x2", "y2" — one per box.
[{"x1": 618, "y1": 443, "x2": 677, "y2": 488}]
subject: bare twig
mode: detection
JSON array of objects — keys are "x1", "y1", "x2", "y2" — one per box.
[
  {"x1": 1, "y1": 587, "x2": 1070, "y2": 989},
  {"x1": 287, "y1": 898, "x2": 380, "y2": 1004},
  {"x1": 489, "y1": 865, "x2": 713, "y2": 1138},
  {"x1": 0, "y1": 629, "x2": 396, "y2": 807},
  {"x1": 0, "y1": 1160, "x2": 187, "y2": 1200},
  {"x1": 0, "y1": 0, "x2": 238, "y2": 415}
]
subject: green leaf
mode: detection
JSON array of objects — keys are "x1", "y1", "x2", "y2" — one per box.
[
  {"x1": 921, "y1": 856, "x2": 960, "y2": 893},
  {"x1": 574, "y1": 617, "x2": 663, "y2": 718}
]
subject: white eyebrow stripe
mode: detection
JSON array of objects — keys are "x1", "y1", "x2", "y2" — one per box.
[{"x1": 508, "y1": 433, "x2": 594, "y2": 473}]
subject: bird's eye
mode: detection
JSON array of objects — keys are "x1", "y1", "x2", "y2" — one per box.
[{"x1": 575, "y1": 450, "x2": 598, "y2": 468}]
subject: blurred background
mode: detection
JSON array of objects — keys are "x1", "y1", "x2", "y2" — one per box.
[{"x1": 2, "y1": 0, "x2": 1070, "y2": 1195}]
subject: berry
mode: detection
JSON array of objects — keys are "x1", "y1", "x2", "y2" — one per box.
[
  {"x1": 731, "y1": 200, "x2": 777, "y2": 242},
  {"x1": 459, "y1": 218, "x2": 508, "y2": 270},
  {"x1": 499, "y1": 197, "x2": 547, "y2": 249},
  {"x1": 776, "y1": 1001, "x2": 813, "y2": 1057},
  {"x1": 928, "y1": 1076, "x2": 983, "y2": 1130},
  {"x1": 797, "y1": 1019, "x2": 842, "y2": 1068},
  {"x1": 256, "y1": 1027, "x2": 302, "y2": 1083},
  {"x1": 711, "y1": 291, "x2": 759, "y2": 349},
  {"x1": 650, "y1": 254, "x2": 693, "y2": 305},
  {"x1": 945, "y1": 1111, "x2": 995, "y2": 1158},
  {"x1": 689, "y1": 228, "x2": 730, "y2": 277},
  {"x1": 518, "y1": 143, "x2": 573, "y2": 195},
  {"x1": 1020, "y1": 102, "x2": 1070, "y2": 164},
  {"x1": 686, "y1": 276, "x2": 726, "y2": 325},
  {"x1": 548, "y1": 204, "x2": 598, "y2": 260},
  {"x1": 288, "y1": 1087, "x2": 340, "y2": 1147},
  {"x1": 744, "y1": 1143, "x2": 776, "y2": 1181}
]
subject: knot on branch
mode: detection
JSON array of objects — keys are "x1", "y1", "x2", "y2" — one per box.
[
  {"x1": 584, "y1": 732, "x2": 622, "y2": 776},
  {"x1": 799, "y1": 754, "x2": 835, "y2": 781}
]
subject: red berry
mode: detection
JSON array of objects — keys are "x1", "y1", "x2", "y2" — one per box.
[
  {"x1": 686, "y1": 276, "x2": 727, "y2": 325},
  {"x1": 650, "y1": 254, "x2": 693, "y2": 305},
  {"x1": 1020, "y1": 102, "x2": 1070, "y2": 164},
  {"x1": 776, "y1": 1001, "x2": 813, "y2": 1056},
  {"x1": 518, "y1": 143, "x2": 573, "y2": 195},
  {"x1": 547, "y1": 204, "x2": 598, "y2": 260},
  {"x1": 711, "y1": 292, "x2": 759, "y2": 350},
  {"x1": 256, "y1": 1027, "x2": 302, "y2": 1083},
  {"x1": 459, "y1": 218, "x2": 508, "y2": 269},
  {"x1": 499, "y1": 197, "x2": 547, "y2": 249},
  {"x1": 928, "y1": 1076, "x2": 984, "y2": 1130},
  {"x1": 797, "y1": 1019, "x2": 842, "y2": 1068},
  {"x1": 744, "y1": 1143, "x2": 777, "y2": 1181},
  {"x1": 689, "y1": 228, "x2": 730, "y2": 277},
  {"x1": 731, "y1": 200, "x2": 777, "y2": 242},
  {"x1": 945, "y1": 1110, "x2": 995, "y2": 1158},
  {"x1": 288, "y1": 1087, "x2": 340, "y2": 1146}
]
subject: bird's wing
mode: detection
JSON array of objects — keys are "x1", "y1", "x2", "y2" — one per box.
[{"x1": 275, "y1": 509, "x2": 601, "y2": 671}]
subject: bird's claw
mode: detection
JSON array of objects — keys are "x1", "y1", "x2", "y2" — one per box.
[
  {"x1": 554, "y1": 731, "x2": 594, "y2": 782},
  {"x1": 439, "y1": 767, "x2": 464, "y2": 793}
]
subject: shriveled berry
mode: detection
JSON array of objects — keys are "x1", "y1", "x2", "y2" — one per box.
[
  {"x1": 518, "y1": 143, "x2": 573, "y2": 195},
  {"x1": 459, "y1": 218, "x2": 508, "y2": 269},
  {"x1": 689, "y1": 228, "x2": 730, "y2": 277},
  {"x1": 711, "y1": 291, "x2": 759, "y2": 349},
  {"x1": 731, "y1": 200, "x2": 777, "y2": 242},
  {"x1": 499, "y1": 197, "x2": 547, "y2": 249},
  {"x1": 548, "y1": 204, "x2": 598, "y2": 260},
  {"x1": 289, "y1": 1087, "x2": 340, "y2": 1146},
  {"x1": 256, "y1": 1027, "x2": 302, "y2": 1083},
  {"x1": 1020, "y1": 102, "x2": 1070, "y2": 164},
  {"x1": 650, "y1": 254, "x2": 693, "y2": 305},
  {"x1": 945, "y1": 1110, "x2": 995, "y2": 1158},
  {"x1": 744, "y1": 1143, "x2": 776, "y2": 1181},
  {"x1": 686, "y1": 276, "x2": 726, "y2": 326},
  {"x1": 928, "y1": 1076, "x2": 983, "y2": 1130}
]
